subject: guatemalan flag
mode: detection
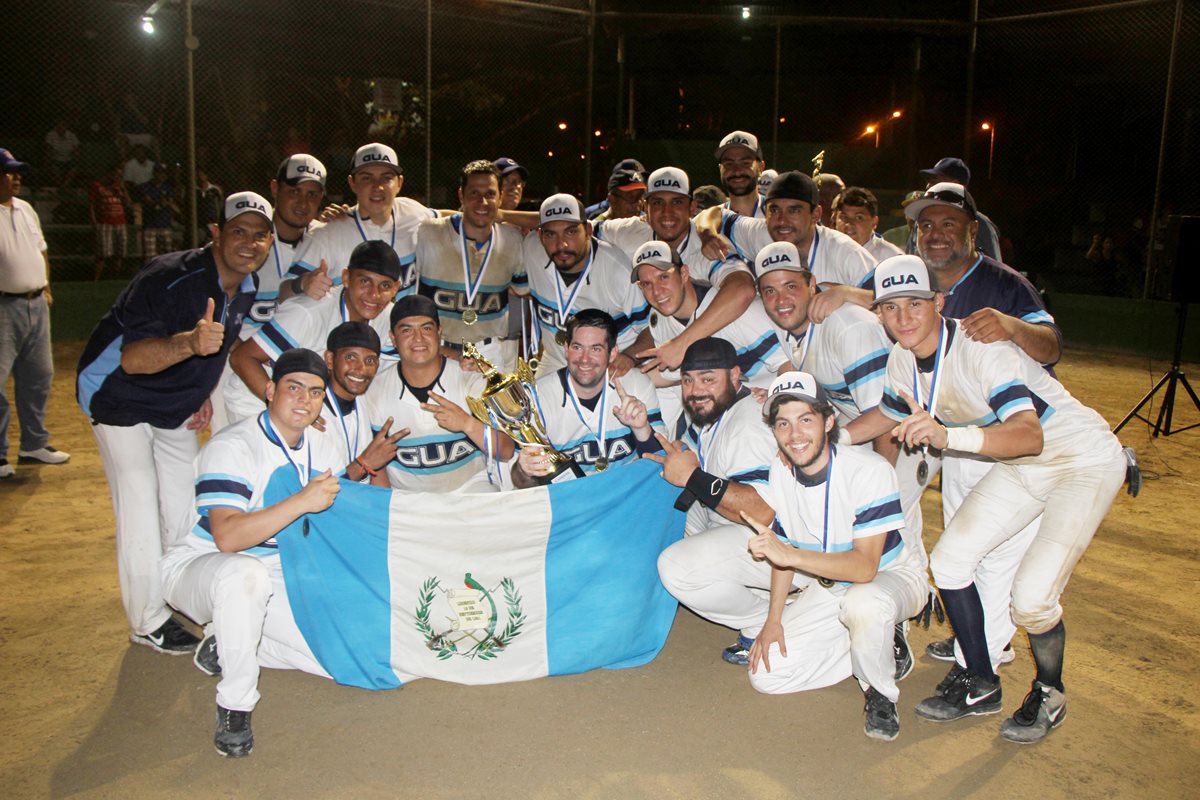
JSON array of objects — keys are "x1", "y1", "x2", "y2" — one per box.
[{"x1": 266, "y1": 459, "x2": 686, "y2": 689}]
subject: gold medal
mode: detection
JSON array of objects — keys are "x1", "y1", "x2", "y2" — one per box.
[
  {"x1": 462, "y1": 308, "x2": 478, "y2": 325},
  {"x1": 917, "y1": 458, "x2": 929, "y2": 485},
  {"x1": 818, "y1": 577, "x2": 834, "y2": 588},
  {"x1": 555, "y1": 330, "x2": 568, "y2": 346},
  {"x1": 650, "y1": 312, "x2": 658, "y2": 327},
  {"x1": 595, "y1": 457, "x2": 608, "y2": 472}
]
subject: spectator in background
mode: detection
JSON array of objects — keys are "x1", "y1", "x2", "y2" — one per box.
[
  {"x1": 140, "y1": 163, "x2": 179, "y2": 261},
  {"x1": 818, "y1": 173, "x2": 846, "y2": 228},
  {"x1": 123, "y1": 144, "x2": 156, "y2": 194},
  {"x1": 89, "y1": 165, "x2": 131, "y2": 280},
  {"x1": 117, "y1": 92, "x2": 155, "y2": 157},
  {"x1": 585, "y1": 158, "x2": 646, "y2": 220},
  {"x1": 1086, "y1": 233, "x2": 1133, "y2": 297},
  {"x1": 493, "y1": 157, "x2": 528, "y2": 211},
  {"x1": 282, "y1": 126, "x2": 310, "y2": 158},
  {"x1": 43, "y1": 119, "x2": 80, "y2": 188},
  {"x1": 690, "y1": 185, "x2": 727, "y2": 216},
  {"x1": 834, "y1": 187, "x2": 904, "y2": 263},
  {"x1": 881, "y1": 190, "x2": 922, "y2": 250}
]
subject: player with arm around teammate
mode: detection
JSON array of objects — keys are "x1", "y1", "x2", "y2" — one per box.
[
  {"x1": 737, "y1": 372, "x2": 928, "y2": 740},
  {"x1": 161, "y1": 349, "x2": 344, "y2": 758},
  {"x1": 856, "y1": 254, "x2": 1126, "y2": 743}
]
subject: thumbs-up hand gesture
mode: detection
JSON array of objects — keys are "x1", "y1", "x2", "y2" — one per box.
[
  {"x1": 190, "y1": 297, "x2": 225, "y2": 356},
  {"x1": 301, "y1": 260, "x2": 333, "y2": 300}
]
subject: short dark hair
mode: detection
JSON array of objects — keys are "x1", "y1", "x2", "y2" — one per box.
[
  {"x1": 460, "y1": 159, "x2": 501, "y2": 191},
  {"x1": 835, "y1": 187, "x2": 879, "y2": 217},
  {"x1": 565, "y1": 308, "x2": 617, "y2": 350},
  {"x1": 765, "y1": 396, "x2": 841, "y2": 444}
]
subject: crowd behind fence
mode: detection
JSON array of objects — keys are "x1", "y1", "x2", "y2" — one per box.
[{"x1": 5, "y1": 0, "x2": 1194, "y2": 301}]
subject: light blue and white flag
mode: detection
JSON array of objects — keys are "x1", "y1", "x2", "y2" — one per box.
[{"x1": 268, "y1": 459, "x2": 686, "y2": 689}]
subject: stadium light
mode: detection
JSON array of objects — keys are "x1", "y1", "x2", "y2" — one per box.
[
  {"x1": 981, "y1": 122, "x2": 996, "y2": 179},
  {"x1": 140, "y1": 15, "x2": 155, "y2": 34},
  {"x1": 892, "y1": 110, "x2": 902, "y2": 119},
  {"x1": 741, "y1": 7, "x2": 751, "y2": 20},
  {"x1": 557, "y1": 122, "x2": 568, "y2": 131}
]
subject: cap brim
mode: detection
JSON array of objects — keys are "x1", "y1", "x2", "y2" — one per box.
[
  {"x1": 614, "y1": 182, "x2": 646, "y2": 192},
  {"x1": 904, "y1": 197, "x2": 973, "y2": 222},
  {"x1": 630, "y1": 261, "x2": 673, "y2": 282},
  {"x1": 918, "y1": 168, "x2": 940, "y2": 182},
  {"x1": 755, "y1": 263, "x2": 809, "y2": 278},
  {"x1": 763, "y1": 390, "x2": 820, "y2": 418},
  {"x1": 501, "y1": 166, "x2": 529, "y2": 180},
  {"x1": 871, "y1": 289, "x2": 936, "y2": 306}
]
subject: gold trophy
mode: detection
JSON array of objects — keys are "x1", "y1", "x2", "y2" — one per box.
[{"x1": 463, "y1": 342, "x2": 585, "y2": 483}]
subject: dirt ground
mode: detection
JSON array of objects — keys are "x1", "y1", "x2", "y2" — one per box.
[{"x1": 2, "y1": 342, "x2": 1198, "y2": 799}]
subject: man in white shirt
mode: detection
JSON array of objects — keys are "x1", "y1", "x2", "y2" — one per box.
[{"x1": 0, "y1": 148, "x2": 69, "y2": 479}]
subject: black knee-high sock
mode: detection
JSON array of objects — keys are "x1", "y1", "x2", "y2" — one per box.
[
  {"x1": 1028, "y1": 621, "x2": 1066, "y2": 692},
  {"x1": 938, "y1": 584, "x2": 996, "y2": 681}
]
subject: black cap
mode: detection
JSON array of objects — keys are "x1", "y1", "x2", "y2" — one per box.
[
  {"x1": 326, "y1": 321, "x2": 381, "y2": 354},
  {"x1": 765, "y1": 171, "x2": 819, "y2": 207},
  {"x1": 271, "y1": 348, "x2": 329, "y2": 384},
  {"x1": 612, "y1": 158, "x2": 645, "y2": 175},
  {"x1": 389, "y1": 294, "x2": 440, "y2": 328},
  {"x1": 692, "y1": 184, "x2": 727, "y2": 211},
  {"x1": 920, "y1": 157, "x2": 971, "y2": 186},
  {"x1": 347, "y1": 240, "x2": 402, "y2": 281},
  {"x1": 608, "y1": 169, "x2": 647, "y2": 193},
  {"x1": 681, "y1": 337, "x2": 738, "y2": 372}
]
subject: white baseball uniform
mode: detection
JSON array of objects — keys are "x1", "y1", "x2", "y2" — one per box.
[
  {"x1": 289, "y1": 197, "x2": 436, "y2": 297},
  {"x1": 880, "y1": 320, "x2": 1125, "y2": 636},
  {"x1": 161, "y1": 413, "x2": 341, "y2": 712},
  {"x1": 518, "y1": 233, "x2": 648, "y2": 377},
  {"x1": 719, "y1": 213, "x2": 876, "y2": 287},
  {"x1": 529, "y1": 366, "x2": 664, "y2": 474},
  {"x1": 595, "y1": 217, "x2": 754, "y2": 288},
  {"x1": 309, "y1": 389, "x2": 375, "y2": 474},
  {"x1": 363, "y1": 358, "x2": 495, "y2": 493}
]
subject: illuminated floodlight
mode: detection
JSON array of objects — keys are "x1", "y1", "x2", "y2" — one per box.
[
  {"x1": 140, "y1": 15, "x2": 155, "y2": 34},
  {"x1": 741, "y1": 7, "x2": 751, "y2": 20}
]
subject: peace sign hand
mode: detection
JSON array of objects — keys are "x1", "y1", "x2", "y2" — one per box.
[
  {"x1": 421, "y1": 391, "x2": 472, "y2": 433},
  {"x1": 642, "y1": 432, "x2": 698, "y2": 487}
]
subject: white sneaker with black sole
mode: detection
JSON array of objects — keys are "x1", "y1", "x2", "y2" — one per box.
[{"x1": 18, "y1": 446, "x2": 70, "y2": 464}]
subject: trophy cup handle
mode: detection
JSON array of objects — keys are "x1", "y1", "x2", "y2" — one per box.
[{"x1": 466, "y1": 396, "x2": 490, "y2": 425}]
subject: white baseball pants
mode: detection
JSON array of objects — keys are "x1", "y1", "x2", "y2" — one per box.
[
  {"x1": 93, "y1": 421, "x2": 198, "y2": 636},
  {"x1": 161, "y1": 549, "x2": 329, "y2": 712},
  {"x1": 658, "y1": 524, "x2": 927, "y2": 701}
]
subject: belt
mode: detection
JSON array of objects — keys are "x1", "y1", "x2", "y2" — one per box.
[{"x1": 0, "y1": 287, "x2": 45, "y2": 300}]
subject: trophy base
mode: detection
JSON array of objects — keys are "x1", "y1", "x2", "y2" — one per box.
[{"x1": 543, "y1": 458, "x2": 587, "y2": 485}]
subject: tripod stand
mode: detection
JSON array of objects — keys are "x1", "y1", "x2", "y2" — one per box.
[{"x1": 1115, "y1": 301, "x2": 1200, "y2": 436}]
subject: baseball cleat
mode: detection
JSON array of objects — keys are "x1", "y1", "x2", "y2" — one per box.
[
  {"x1": 0, "y1": 459, "x2": 13, "y2": 479},
  {"x1": 1000, "y1": 681, "x2": 1066, "y2": 744},
  {"x1": 17, "y1": 446, "x2": 70, "y2": 464},
  {"x1": 214, "y1": 706, "x2": 253, "y2": 758},
  {"x1": 864, "y1": 687, "x2": 900, "y2": 741},
  {"x1": 915, "y1": 668, "x2": 1002, "y2": 722},
  {"x1": 925, "y1": 636, "x2": 1014, "y2": 665},
  {"x1": 722, "y1": 634, "x2": 754, "y2": 666},
  {"x1": 194, "y1": 633, "x2": 221, "y2": 677},
  {"x1": 894, "y1": 622, "x2": 913, "y2": 681},
  {"x1": 130, "y1": 617, "x2": 201, "y2": 655}
]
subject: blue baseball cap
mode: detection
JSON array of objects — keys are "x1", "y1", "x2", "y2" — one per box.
[
  {"x1": 0, "y1": 148, "x2": 31, "y2": 173},
  {"x1": 493, "y1": 157, "x2": 528, "y2": 181}
]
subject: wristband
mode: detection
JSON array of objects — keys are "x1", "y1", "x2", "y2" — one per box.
[
  {"x1": 355, "y1": 457, "x2": 378, "y2": 477},
  {"x1": 685, "y1": 468, "x2": 729, "y2": 512},
  {"x1": 841, "y1": 428, "x2": 855, "y2": 447},
  {"x1": 290, "y1": 275, "x2": 305, "y2": 295},
  {"x1": 946, "y1": 425, "x2": 985, "y2": 454}
]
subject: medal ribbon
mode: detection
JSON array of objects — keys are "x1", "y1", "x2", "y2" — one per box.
[
  {"x1": 911, "y1": 320, "x2": 948, "y2": 423},
  {"x1": 324, "y1": 389, "x2": 360, "y2": 464},
  {"x1": 790, "y1": 444, "x2": 834, "y2": 553},
  {"x1": 351, "y1": 208, "x2": 397, "y2": 250},
  {"x1": 458, "y1": 216, "x2": 495, "y2": 315},
  {"x1": 259, "y1": 411, "x2": 313, "y2": 488},
  {"x1": 553, "y1": 245, "x2": 594, "y2": 330},
  {"x1": 806, "y1": 228, "x2": 821, "y2": 274},
  {"x1": 790, "y1": 322, "x2": 815, "y2": 369},
  {"x1": 565, "y1": 373, "x2": 610, "y2": 466}
]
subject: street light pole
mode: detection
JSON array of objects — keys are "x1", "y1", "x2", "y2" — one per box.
[
  {"x1": 184, "y1": 0, "x2": 197, "y2": 247},
  {"x1": 981, "y1": 122, "x2": 995, "y2": 180}
]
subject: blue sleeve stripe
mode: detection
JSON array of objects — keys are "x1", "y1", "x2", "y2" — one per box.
[
  {"x1": 880, "y1": 388, "x2": 909, "y2": 420},
  {"x1": 988, "y1": 382, "x2": 1035, "y2": 418},
  {"x1": 736, "y1": 334, "x2": 781, "y2": 377},
  {"x1": 196, "y1": 477, "x2": 253, "y2": 500},
  {"x1": 730, "y1": 466, "x2": 770, "y2": 485},
  {"x1": 855, "y1": 495, "x2": 903, "y2": 528},
  {"x1": 844, "y1": 352, "x2": 889, "y2": 388},
  {"x1": 1022, "y1": 310, "x2": 1055, "y2": 324},
  {"x1": 857, "y1": 269, "x2": 876, "y2": 290},
  {"x1": 257, "y1": 323, "x2": 299, "y2": 360}
]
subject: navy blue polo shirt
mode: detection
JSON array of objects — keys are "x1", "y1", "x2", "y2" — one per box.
[
  {"x1": 77, "y1": 247, "x2": 258, "y2": 428},
  {"x1": 860, "y1": 254, "x2": 1061, "y2": 365}
]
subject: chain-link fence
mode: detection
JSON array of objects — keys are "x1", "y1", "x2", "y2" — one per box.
[{"x1": 5, "y1": 0, "x2": 1192, "y2": 300}]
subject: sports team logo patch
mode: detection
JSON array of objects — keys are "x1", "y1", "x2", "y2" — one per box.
[{"x1": 416, "y1": 573, "x2": 526, "y2": 661}]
